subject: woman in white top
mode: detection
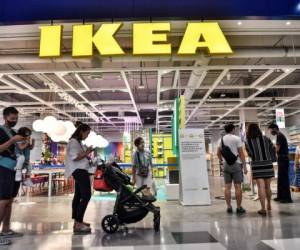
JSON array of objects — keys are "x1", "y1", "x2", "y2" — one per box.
[{"x1": 65, "y1": 123, "x2": 93, "y2": 234}]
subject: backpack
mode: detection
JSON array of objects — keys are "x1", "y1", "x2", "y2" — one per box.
[
  {"x1": 220, "y1": 137, "x2": 238, "y2": 165},
  {"x1": 136, "y1": 152, "x2": 150, "y2": 178}
]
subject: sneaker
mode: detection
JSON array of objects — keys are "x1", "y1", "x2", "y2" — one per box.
[
  {"x1": 236, "y1": 207, "x2": 246, "y2": 215},
  {"x1": 227, "y1": 207, "x2": 233, "y2": 214},
  {"x1": 73, "y1": 223, "x2": 91, "y2": 234},
  {"x1": 1, "y1": 230, "x2": 23, "y2": 238},
  {"x1": 23, "y1": 179, "x2": 34, "y2": 187},
  {"x1": 0, "y1": 237, "x2": 11, "y2": 246},
  {"x1": 15, "y1": 170, "x2": 22, "y2": 182}
]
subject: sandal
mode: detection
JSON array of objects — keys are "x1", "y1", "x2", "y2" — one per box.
[{"x1": 258, "y1": 210, "x2": 267, "y2": 216}]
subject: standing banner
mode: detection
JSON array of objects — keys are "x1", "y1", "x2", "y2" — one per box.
[
  {"x1": 179, "y1": 128, "x2": 211, "y2": 205},
  {"x1": 276, "y1": 108, "x2": 285, "y2": 128}
]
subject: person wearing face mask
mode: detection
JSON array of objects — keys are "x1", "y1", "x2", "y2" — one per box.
[
  {"x1": 0, "y1": 107, "x2": 26, "y2": 246},
  {"x1": 65, "y1": 123, "x2": 94, "y2": 234},
  {"x1": 268, "y1": 123, "x2": 293, "y2": 203}
]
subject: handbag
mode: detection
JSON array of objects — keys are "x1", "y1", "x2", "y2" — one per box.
[
  {"x1": 220, "y1": 137, "x2": 238, "y2": 165},
  {"x1": 93, "y1": 168, "x2": 113, "y2": 192},
  {"x1": 136, "y1": 152, "x2": 149, "y2": 178}
]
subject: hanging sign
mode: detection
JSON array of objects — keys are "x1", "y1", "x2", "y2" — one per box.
[
  {"x1": 276, "y1": 108, "x2": 285, "y2": 128},
  {"x1": 39, "y1": 22, "x2": 232, "y2": 57}
]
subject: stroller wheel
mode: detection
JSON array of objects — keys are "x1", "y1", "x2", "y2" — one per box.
[
  {"x1": 102, "y1": 215, "x2": 119, "y2": 234},
  {"x1": 153, "y1": 212, "x2": 160, "y2": 232}
]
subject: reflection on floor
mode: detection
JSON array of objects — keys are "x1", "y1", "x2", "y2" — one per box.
[{"x1": 2, "y1": 176, "x2": 300, "y2": 250}]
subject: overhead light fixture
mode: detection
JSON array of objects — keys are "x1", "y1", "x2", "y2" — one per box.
[
  {"x1": 161, "y1": 69, "x2": 172, "y2": 75},
  {"x1": 286, "y1": 21, "x2": 291, "y2": 26},
  {"x1": 297, "y1": 3, "x2": 300, "y2": 11},
  {"x1": 138, "y1": 82, "x2": 145, "y2": 89},
  {"x1": 284, "y1": 68, "x2": 291, "y2": 73},
  {"x1": 220, "y1": 93, "x2": 226, "y2": 98},
  {"x1": 146, "y1": 116, "x2": 151, "y2": 120},
  {"x1": 237, "y1": 21, "x2": 242, "y2": 26}
]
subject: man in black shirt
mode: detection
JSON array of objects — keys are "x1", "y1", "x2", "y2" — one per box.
[
  {"x1": 268, "y1": 123, "x2": 293, "y2": 203},
  {"x1": 0, "y1": 107, "x2": 25, "y2": 245}
]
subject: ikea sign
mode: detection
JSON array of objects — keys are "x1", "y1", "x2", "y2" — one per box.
[{"x1": 39, "y1": 22, "x2": 232, "y2": 57}]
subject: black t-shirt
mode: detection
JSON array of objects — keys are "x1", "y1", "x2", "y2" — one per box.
[
  {"x1": 0, "y1": 127, "x2": 16, "y2": 160},
  {"x1": 276, "y1": 132, "x2": 289, "y2": 155}
]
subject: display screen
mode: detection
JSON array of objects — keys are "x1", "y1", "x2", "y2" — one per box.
[{"x1": 0, "y1": 0, "x2": 299, "y2": 23}]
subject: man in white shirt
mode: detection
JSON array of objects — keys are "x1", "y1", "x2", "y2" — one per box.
[{"x1": 217, "y1": 124, "x2": 247, "y2": 215}]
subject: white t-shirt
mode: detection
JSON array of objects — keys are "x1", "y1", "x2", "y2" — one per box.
[
  {"x1": 218, "y1": 134, "x2": 243, "y2": 164},
  {"x1": 65, "y1": 138, "x2": 90, "y2": 178}
]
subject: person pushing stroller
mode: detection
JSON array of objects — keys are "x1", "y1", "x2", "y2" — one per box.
[{"x1": 132, "y1": 137, "x2": 153, "y2": 196}]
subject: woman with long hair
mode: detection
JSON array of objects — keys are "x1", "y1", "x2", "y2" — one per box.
[
  {"x1": 245, "y1": 123, "x2": 276, "y2": 215},
  {"x1": 65, "y1": 123, "x2": 93, "y2": 233}
]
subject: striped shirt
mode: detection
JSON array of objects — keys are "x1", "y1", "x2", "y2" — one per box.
[{"x1": 246, "y1": 136, "x2": 276, "y2": 179}]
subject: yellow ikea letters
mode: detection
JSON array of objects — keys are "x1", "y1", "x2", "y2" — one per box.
[
  {"x1": 133, "y1": 23, "x2": 171, "y2": 55},
  {"x1": 39, "y1": 22, "x2": 232, "y2": 57},
  {"x1": 178, "y1": 23, "x2": 232, "y2": 55}
]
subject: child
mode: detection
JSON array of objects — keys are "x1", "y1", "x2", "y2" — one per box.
[{"x1": 15, "y1": 127, "x2": 35, "y2": 187}]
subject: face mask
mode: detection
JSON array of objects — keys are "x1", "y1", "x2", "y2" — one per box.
[
  {"x1": 7, "y1": 120, "x2": 17, "y2": 128},
  {"x1": 271, "y1": 131, "x2": 277, "y2": 136}
]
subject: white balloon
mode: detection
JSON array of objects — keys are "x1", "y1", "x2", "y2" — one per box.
[
  {"x1": 64, "y1": 121, "x2": 76, "y2": 136},
  {"x1": 50, "y1": 134, "x2": 63, "y2": 143},
  {"x1": 32, "y1": 119, "x2": 45, "y2": 132},
  {"x1": 44, "y1": 116, "x2": 58, "y2": 134},
  {"x1": 52, "y1": 121, "x2": 67, "y2": 136}
]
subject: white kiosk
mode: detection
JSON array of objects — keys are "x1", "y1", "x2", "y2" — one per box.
[{"x1": 179, "y1": 128, "x2": 211, "y2": 206}]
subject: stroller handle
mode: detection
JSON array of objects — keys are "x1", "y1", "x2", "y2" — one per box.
[{"x1": 134, "y1": 185, "x2": 147, "y2": 194}]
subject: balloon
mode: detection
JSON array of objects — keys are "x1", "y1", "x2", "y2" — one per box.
[
  {"x1": 64, "y1": 121, "x2": 76, "y2": 136},
  {"x1": 32, "y1": 119, "x2": 45, "y2": 132},
  {"x1": 43, "y1": 116, "x2": 58, "y2": 134},
  {"x1": 52, "y1": 121, "x2": 67, "y2": 136}
]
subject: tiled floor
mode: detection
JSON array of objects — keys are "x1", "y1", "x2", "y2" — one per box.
[{"x1": 2, "y1": 176, "x2": 300, "y2": 250}]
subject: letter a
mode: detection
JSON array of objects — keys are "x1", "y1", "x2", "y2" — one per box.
[{"x1": 178, "y1": 23, "x2": 232, "y2": 55}]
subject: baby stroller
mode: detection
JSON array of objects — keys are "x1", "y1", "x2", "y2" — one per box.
[{"x1": 94, "y1": 161, "x2": 160, "y2": 234}]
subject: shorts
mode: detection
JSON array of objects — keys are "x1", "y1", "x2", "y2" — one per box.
[
  {"x1": 223, "y1": 162, "x2": 243, "y2": 184},
  {"x1": 0, "y1": 166, "x2": 20, "y2": 200}
]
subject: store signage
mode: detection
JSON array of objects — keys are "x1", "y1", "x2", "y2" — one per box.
[
  {"x1": 39, "y1": 22, "x2": 232, "y2": 57},
  {"x1": 276, "y1": 108, "x2": 286, "y2": 129},
  {"x1": 179, "y1": 128, "x2": 211, "y2": 205}
]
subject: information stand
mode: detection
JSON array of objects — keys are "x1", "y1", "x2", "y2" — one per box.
[{"x1": 179, "y1": 128, "x2": 211, "y2": 205}]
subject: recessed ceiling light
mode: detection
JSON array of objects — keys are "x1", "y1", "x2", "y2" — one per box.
[
  {"x1": 220, "y1": 93, "x2": 226, "y2": 98},
  {"x1": 286, "y1": 21, "x2": 291, "y2": 26},
  {"x1": 237, "y1": 21, "x2": 242, "y2": 26},
  {"x1": 284, "y1": 68, "x2": 291, "y2": 73}
]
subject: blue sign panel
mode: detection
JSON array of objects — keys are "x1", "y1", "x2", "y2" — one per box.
[{"x1": 0, "y1": 0, "x2": 299, "y2": 24}]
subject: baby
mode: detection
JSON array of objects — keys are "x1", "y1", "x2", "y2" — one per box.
[{"x1": 15, "y1": 127, "x2": 35, "y2": 187}]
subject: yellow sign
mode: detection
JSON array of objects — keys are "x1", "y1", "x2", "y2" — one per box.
[{"x1": 39, "y1": 22, "x2": 232, "y2": 57}]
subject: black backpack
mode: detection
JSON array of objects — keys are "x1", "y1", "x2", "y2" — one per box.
[{"x1": 220, "y1": 137, "x2": 238, "y2": 165}]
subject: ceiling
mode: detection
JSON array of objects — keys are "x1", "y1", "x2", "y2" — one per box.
[{"x1": 0, "y1": 20, "x2": 300, "y2": 137}]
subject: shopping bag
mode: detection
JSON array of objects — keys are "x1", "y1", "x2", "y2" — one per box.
[
  {"x1": 93, "y1": 169, "x2": 113, "y2": 192},
  {"x1": 242, "y1": 174, "x2": 251, "y2": 192}
]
